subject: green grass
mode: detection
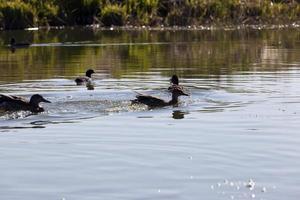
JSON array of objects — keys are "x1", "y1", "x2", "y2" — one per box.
[{"x1": 0, "y1": 0, "x2": 300, "y2": 29}]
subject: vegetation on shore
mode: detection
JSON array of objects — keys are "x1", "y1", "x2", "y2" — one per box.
[{"x1": 0, "y1": 0, "x2": 300, "y2": 29}]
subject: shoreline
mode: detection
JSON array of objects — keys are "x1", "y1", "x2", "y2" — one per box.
[{"x1": 4, "y1": 22, "x2": 300, "y2": 32}]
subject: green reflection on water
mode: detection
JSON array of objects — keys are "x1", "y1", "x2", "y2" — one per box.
[{"x1": 0, "y1": 27, "x2": 299, "y2": 82}]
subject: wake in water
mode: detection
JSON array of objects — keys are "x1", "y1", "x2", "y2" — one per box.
[{"x1": 0, "y1": 74, "x2": 261, "y2": 131}]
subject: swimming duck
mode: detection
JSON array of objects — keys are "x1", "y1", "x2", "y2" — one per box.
[
  {"x1": 168, "y1": 74, "x2": 183, "y2": 91},
  {"x1": 0, "y1": 94, "x2": 51, "y2": 113},
  {"x1": 132, "y1": 86, "x2": 189, "y2": 108},
  {"x1": 10, "y1": 38, "x2": 31, "y2": 48},
  {"x1": 75, "y1": 69, "x2": 95, "y2": 85}
]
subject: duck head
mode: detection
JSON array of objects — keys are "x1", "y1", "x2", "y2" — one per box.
[
  {"x1": 170, "y1": 75, "x2": 179, "y2": 85},
  {"x1": 172, "y1": 86, "x2": 189, "y2": 98},
  {"x1": 86, "y1": 69, "x2": 95, "y2": 78},
  {"x1": 29, "y1": 94, "x2": 51, "y2": 106}
]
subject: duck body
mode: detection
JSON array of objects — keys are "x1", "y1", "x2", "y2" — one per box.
[
  {"x1": 133, "y1": 95, "x2": 169, "y2": 107},
  {"x1": 132, "y1": 86, "x2": 188, "y2": 108},
  {"x1": 10, "y1": 38, "x2": 30, "y2": 48},
  {"x1": 75, "y1": 77, "x2": 90, "y2": 85},
  {"x1": 0, "y1": 94, "x2": 51, "y2": 113},
  {"x1": 75, "y1": 69, "x2": 95, "y2": 85}
]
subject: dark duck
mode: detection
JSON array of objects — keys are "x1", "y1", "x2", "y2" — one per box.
[
  {"x1": 0, "y1": 94, "x2": 51, "y2": 113},
  {"x1": 75, "y1": 69, "x2": 95, "y2": 85},
  {"x1": 168, "y1": 74, "x2": 183, "y2": 91},
  {"x1": 10, "y1": 38, "x2": 31, "y2": 48},
  {"x1": 132, "y1": 86, "x2": 189, "y2": 108}
]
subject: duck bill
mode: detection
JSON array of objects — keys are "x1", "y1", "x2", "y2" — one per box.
[
  {"x1": 42, "y1": 98, "x2": 51, "y2": 103},
  {"x1": 182, "y1": 92, "x2": 189, "y2": 96}
]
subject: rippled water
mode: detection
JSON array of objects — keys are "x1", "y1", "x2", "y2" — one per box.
[{"x1": 0, "y1": 28, "x2": 300, "y2": 200}]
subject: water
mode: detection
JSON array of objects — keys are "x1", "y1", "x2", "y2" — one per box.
[{"x1": 0, "y1": 27, "x2": 300, "y2": 200}]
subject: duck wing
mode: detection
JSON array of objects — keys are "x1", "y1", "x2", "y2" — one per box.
[
  {"x1": 75, "y1": 77, "x2": 89, "y2": 85},
  {"x1": 134, "y1": 95, "x2": 166, "y2": 107},
  {"x1": 0, "y1": 94, "x2": 27, "y2": 103},
  {"x1": 0, "y1": 94, "x2": 29, "y2": 110},
  {"x1": 0, "y1": 94, "x2": 12, "y2": 103}
]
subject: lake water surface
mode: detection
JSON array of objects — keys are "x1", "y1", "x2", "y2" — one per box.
[{"x1": 0, "y1": 27, "x2": 300, "y2": 200}]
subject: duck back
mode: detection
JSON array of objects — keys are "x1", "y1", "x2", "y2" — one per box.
[
  {"x1": 133, "y1": 95, "x2": 167, "y2": 107},
  {"x1": 75, "y1": 77, "x2": 89, "y2": 85},
  {"x1": 0, "y1": 94, "x2": 32, "y2": 111}
]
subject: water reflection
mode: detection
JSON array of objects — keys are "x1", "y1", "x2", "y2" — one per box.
[
  {"x1": 0, "y1": 125, "x2": 45, "y2": 130},
  {"x1": 172, "y1": 110, "x2": 188, "y2": 119},
  {"x1": 0, "y1": 28, "x2": 299, "y2": 82},
  {"x1": 10, "y1": 47, "x2": 16, "y2": 53},
  {"x1": 30, "y1": 120, "x2": 76, "y2": 126}
]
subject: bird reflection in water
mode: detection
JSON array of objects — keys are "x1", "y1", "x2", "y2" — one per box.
[{"x1": 172, "y1": 110, "x2": 189, "y2": 119}]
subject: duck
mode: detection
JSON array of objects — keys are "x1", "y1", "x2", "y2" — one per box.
[
  {"x1": 132, "y1": 86, "x2": 189, "y2": 108},
  {"x1": 75, "y1": 69, "x2": 95, "y2": 85},
  {"x1": 168, "y1": 74, "x2": 183, "y2": 91},
  {"x1": 10, "y1": 38, "x2": 31, "y2": 48},
  {"x1": 0, "y1": 94, "x2": 51, "y2": 113}
]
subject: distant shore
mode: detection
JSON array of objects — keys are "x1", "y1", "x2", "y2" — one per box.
[
  {"x1": 19, "y1": 23, "x2": 300, "y2": 33},
  {"x1": 0, "y1": 0, "x2": 300, "y2": 30}
]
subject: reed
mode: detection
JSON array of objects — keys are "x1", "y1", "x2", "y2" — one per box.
[
  {"x1": 101, "y1": 4, "x2": 126, "y2": 26},
  {"x1": 0, "y1": 0, "x2": 36, "y2": 29},
  {"x1": 55, "y1": 0, "x2": 101, "y2": 25},
  {"x1": 0, "y1": 0, "x2": 299, "y2": 29}
]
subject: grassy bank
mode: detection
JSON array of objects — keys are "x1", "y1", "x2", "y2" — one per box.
[{"x1": 0, "y1": 0, "x2": 300, "y2": 29}]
